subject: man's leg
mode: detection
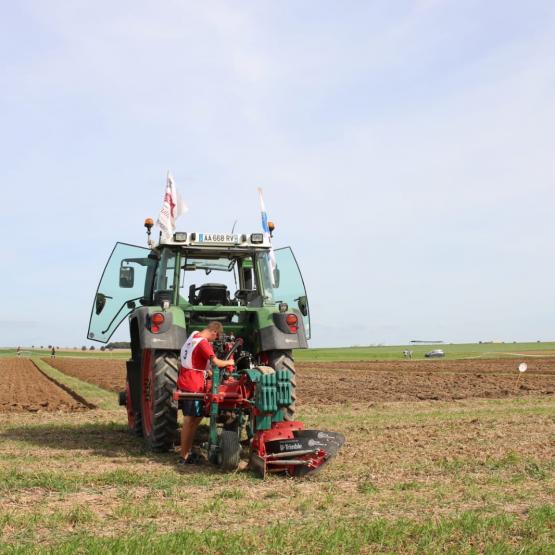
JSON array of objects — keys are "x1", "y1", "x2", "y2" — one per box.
[{"x1": 180, "y1": 415, "x2": 203, "y2": 459}]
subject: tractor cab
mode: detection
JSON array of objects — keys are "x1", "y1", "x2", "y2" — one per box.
[{"x1": 88, "y1": 231, "x2": 310, "y2": 350}]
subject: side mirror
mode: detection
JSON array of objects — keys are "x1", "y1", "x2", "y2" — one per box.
[
  {"x1": 273, "y1": 268, "x2": 280, "y2": 288},
  {"x1": 119, "y1": 266, "x2": 135, "y2": 288},
  {"x1": 95, "y1": 293, "x2": 107, "y2": 315},
  {"x1": 297, "y1": 295, "x2": 309, "y2": 317}
]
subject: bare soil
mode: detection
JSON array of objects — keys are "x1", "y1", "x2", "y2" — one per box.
[
  {"x1": 46, "y1": 356, "x2": 555, "y2": 404},
  {"x1": 47, "y1": 358, "x2": 126, "y2": 393},
  {"x1": 0, "y1": 359, "x2": 87, "y2": 412},
  {"x1": 298, "y1": 358, "x2": 555, "y2": 403}
]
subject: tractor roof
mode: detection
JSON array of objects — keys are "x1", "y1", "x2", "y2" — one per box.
[{"x1": 157, "y1": 232, "x2": 272, "y2": 255}]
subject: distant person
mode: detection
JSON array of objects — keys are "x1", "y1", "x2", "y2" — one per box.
[
  {"x1": 51, "y1": 346, "x2": 56, "y2": 360},
  {"x1": 17, "y1": 346, "x2": 21, "y2": 357}
]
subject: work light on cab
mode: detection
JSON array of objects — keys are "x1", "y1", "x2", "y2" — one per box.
[
  {"x1": 250, "y1": 233, "x2": 263, "y2": 244},
  {"x1": 144, "y1": 218, "x2": 154, "y2": 246}
]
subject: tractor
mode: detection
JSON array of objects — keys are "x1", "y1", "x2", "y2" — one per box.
[{"x1": 88, "y1": 224, "x2": 343, "y2": 476}]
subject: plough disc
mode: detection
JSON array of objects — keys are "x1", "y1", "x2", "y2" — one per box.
[{"x1": 250, "y1": 425, "x2": 345, "y2": 478}]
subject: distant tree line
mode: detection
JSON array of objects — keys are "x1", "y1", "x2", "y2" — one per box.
[{"x1": 106, "y1": 341, "x2": 131, "y2": 349}]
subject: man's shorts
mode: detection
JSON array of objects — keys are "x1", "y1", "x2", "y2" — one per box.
[{"x1": 182, "y1": 399, "x2": 203, "y2": 417}]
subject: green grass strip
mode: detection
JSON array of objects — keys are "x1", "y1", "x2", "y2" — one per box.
[
  {"x1": 2, "y1": 506, "x2": 553, "y2": 554},
  {"x1": 32, "y1": 358, "x2": 118, "y2": 410}
]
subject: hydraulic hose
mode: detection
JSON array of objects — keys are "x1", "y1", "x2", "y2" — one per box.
[{"x1": 224, "y1": 338, "x2": 244, "y2": 361}]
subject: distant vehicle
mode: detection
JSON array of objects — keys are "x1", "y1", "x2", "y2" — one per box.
[{"x1": 425, "y1": 349, "x2": 445, "y2": 358}]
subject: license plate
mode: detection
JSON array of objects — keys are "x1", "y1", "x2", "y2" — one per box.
[{"x1": 197, "y1": 233, "x2": 239, "y2": 244}]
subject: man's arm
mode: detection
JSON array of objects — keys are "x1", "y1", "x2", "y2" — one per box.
[{"x1": 210, "y1": 355, "x2": 235, "y2": 368}]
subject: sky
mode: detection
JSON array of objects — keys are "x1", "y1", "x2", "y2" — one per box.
[{"x1": 1, "y1": 1, "x2": 555, "y2": 348}]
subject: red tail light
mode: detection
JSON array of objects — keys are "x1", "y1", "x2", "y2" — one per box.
[
  {"x1": 149, "y1": 312, "x2": 165, "y2": 334},
  {"x1": 151, "y1": 313, "x2": 165, "y2": 325},
  {"x1": 286, "y1": 313, "x2": 298, "y2": 333},
  {"x1": 286, "y1": 314, "x2": 298, "y2": 326}
]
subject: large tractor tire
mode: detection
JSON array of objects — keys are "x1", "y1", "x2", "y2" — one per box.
[
  {"x1": 141, "y1": 349, "x2": 179, "y2": 451},
  {"x1": 268, "y1": 350, "x2": 296, "y2": 421}
]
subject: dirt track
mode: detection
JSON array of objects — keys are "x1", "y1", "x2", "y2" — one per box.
[
  {"x1": 46, "y1": 356, "x2": 555, "y2": 404},
  {"x1": 0, "y1": 359, "x2": 87, "y2": 412}
]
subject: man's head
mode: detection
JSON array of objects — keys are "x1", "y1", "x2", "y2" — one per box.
[{"x1": 202, "y1": 321, "x2": 224, "y2": 342}]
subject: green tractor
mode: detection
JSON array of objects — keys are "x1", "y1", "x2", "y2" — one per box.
[{"x1": 88, "y1": 226, "x2": 343, "y2": 476}]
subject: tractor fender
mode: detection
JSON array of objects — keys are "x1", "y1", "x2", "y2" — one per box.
[
  {"x1": 128, "y1": 306, "x2": 187, "y2": 351},
  {"x1": 259, "y1": 316, "x2": 308, "y2": 351}
]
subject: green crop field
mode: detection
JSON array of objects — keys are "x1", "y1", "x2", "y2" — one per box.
[
  {"x1": 3, "y1": 341, "x2": 555, "y2": 363},
  {"x1": 295, "y1": 341, "x2": 555, "y2": 361}
]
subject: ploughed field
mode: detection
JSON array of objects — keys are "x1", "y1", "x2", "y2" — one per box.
[
  {"x1": 0, "y1": 358, "x2": 87, "y2": 412},
  {"x1": 46, "y1": 356, "x2": 555, "y2": 403}
]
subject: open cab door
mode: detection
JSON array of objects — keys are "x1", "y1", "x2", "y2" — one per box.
[
  {"x1": 87, "y1": 242, "x2": 156, "y2": 343},
  {"x1": 273, "y1": 247, "x2": 311, "y2": 339}
]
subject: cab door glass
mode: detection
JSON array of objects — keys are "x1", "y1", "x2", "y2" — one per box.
[
  {"x1": 154, "y1": 249, "x2": 177, "y2": 298},
  {"x1": 88, "y1": 242, "x2": 154, "y2": 343},
  {"x1": 273, "y1": 247, "x2": 311, "y2": 339}
]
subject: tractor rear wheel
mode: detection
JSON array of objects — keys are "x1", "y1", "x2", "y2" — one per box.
[
  {"x1": 268, "y1": 350, "x2": 296, "y2": 421},
  {"x1": 141, "y1": 349, "x2": 178, "y2": 451},
  {"x1": 219, "y1": 430, "x2": 241, "y2": 471}
]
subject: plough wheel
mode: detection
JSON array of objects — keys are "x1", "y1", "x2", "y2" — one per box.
[{"x1": 219, "y1": 430, "x2": 241, "y2": 471}]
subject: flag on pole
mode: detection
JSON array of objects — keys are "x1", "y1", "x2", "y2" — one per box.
[
  {"x1": 157, "y1": 172, "x2": 188, "y2": 242},
  {"x1": 258, "y1": 187, "x2": 270, "y2": 233},
  {"x1": 257, "y1": 187, "x2": 277, "y2": 286}
]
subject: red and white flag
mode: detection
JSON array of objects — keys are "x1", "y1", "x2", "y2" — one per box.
[{"x1": 157, "y1": 172, "x2": 188, "y2": 242}]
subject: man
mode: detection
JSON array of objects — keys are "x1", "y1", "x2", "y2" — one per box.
[{"x1": 177, "y1": 321, "x2": 234, "y2": 464}]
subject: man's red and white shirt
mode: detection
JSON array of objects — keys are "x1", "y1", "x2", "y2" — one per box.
[{"x1": 177, "y1": 331, "x2": 215, "y2": 392}]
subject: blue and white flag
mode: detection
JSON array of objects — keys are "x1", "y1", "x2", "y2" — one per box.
[
  {"x1": 257, "y1": 187, "x2": 277, "y2": 286},
  {"x1": 257, "y1": 187, "x2": 270, "y2": 233}
]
